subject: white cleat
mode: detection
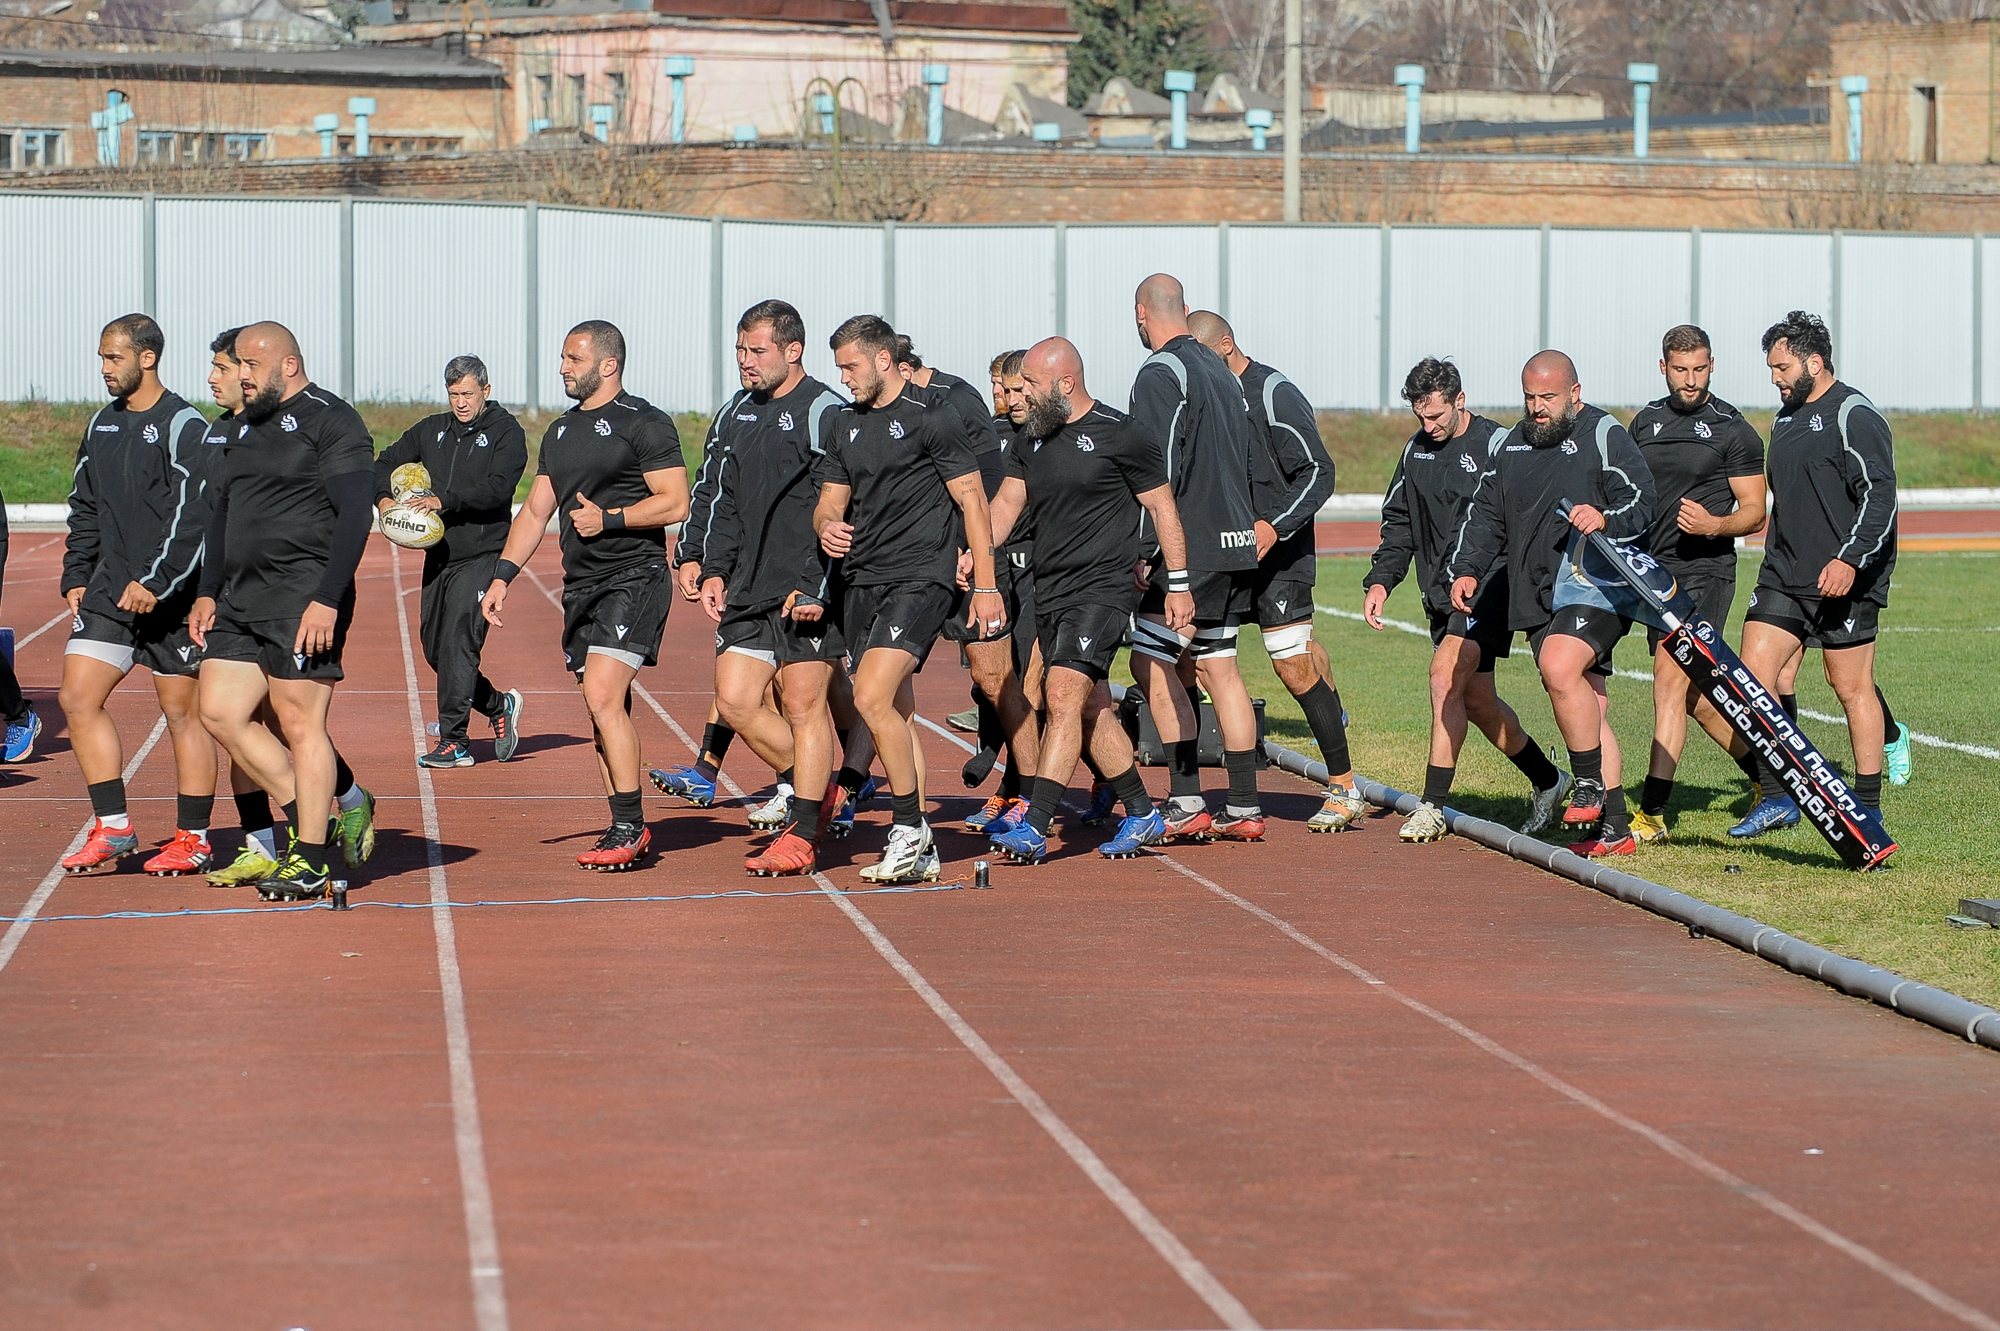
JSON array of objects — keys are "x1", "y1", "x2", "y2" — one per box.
[
  {"x1": 1397, "y1": 800, "x2": 1449, "y2": 842},
  {"x1": 1306, "y1": 784, "x2": 1367, "y2": 833},
  {"x1": 1520, "y1": 768, "x2": 1573, "y2": 835},
  {"x1": 859, "y1": 820, "x2": 939, "y2": 884},
  {"x1": 747, "y1": 783, "x2": 794, "y2": 830}
]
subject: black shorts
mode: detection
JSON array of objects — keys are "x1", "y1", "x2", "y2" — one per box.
[
  {"x1": 204, "y1": 600, "x2": 354, "y2": 683},
  {"x1": 1647, "y1": 567, "x2": 1737, "y2": 653},
  {"x1": 715, "y1": 598, "x2": 846, "y2": 666},
  {"x1": 942, "y1": 555, "x2": 1026, "y2": 646},
  {"x1": 1250, "y1": 570, "x2": 1315, "y2": 628},
  {"x1": 1037, "y1": 602, "x2": 1130, "y2": 681},
  {"x1": 561, "y1": 562, "x2": 673, "y2": 676},
  {"x1": 843, "y1": 581, "x2": 954, "y2": 667},
  {"x1": 1745, "y1": 583, "x2": 1880, "y2": 649},
  {"x1": 1428, "y1": 607, "x2": 1513, "y2": 674},
  {"x1": 1527, "y1": 604, "x2": 1630, "y2": 678},
  {"x1": 1138, "y1": 560, "x2": 1254, "y2": 628},
  {"x1": 67, "y1": 598, "x2": 202, "y2": 678}
]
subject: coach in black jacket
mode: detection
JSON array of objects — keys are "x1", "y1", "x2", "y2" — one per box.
[{"x1": 374, "y1": 355, "x2": 528, "y2": 766}]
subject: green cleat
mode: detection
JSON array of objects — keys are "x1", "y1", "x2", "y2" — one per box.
[
  {"x1": 1885, "y1": 722, "x2": 1913, "y2": 787},
  {"x1": 207, "y1": 845, "x2": 281, "y2": 888},
  {"x1": 337, "y1": 787, "x2": 376, "y2": 868}
]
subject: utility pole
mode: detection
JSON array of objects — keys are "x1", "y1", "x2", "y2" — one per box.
[{"x1": 1282, "y1": 0, "x2": 1301, "y2": 220}]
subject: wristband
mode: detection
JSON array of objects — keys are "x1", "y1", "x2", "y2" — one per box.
[
  {"x1": 1165, "y1": 569, "x2": 1191, "y2": 594},
  {"x1": 972, "y1": 586, "x2": 1000, "y2": 595},
  {"x1": 494, "y1": 560, "x2": 522, "y2": 585},
  {"x1": 605, "y1": 509, "x2": 626, "y2": 531}
]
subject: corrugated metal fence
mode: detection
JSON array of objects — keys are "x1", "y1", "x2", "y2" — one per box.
[{"x1": 3, "y1": 192, "x2": 1989, "y2": 415}]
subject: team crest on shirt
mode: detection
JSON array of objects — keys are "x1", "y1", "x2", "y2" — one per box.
[
  {"x1": 281, "y1": 414, "x2": 298, "y2": 432},
  {"x1": 889, "y1": 420, "x2": 906, "y2": 439},
  {"x1": 142, "y1": 423, "x2": 159, "y2": 443},
  {"x1": 475, "y1": 433, "x2": 488, "y2": 447},
  {"x1": 1809, "y1": 414, "x2": 1824, "y2": 431},
  {"x1": 437, "y1": 429, "x2": 447, "y2": 441},
  {"x1": 778, "y1": 412, "x2": 794, "y2": 430},
  {"x1": 1694, "y1": 420, "x2": 1712, "y2": 439},
  {"x1": 1459, "y1": 454, "x2": 1478, "y2": 472},
  {"x1": 1075, "y1": 435, "x2": 1095, "y2": 452},
  {"x1": 1561, "y1": 438, "x2": 1578, "y2": 455},
  {"x1": 595, "y1": 418, "x2": 613, "y2": 436}
]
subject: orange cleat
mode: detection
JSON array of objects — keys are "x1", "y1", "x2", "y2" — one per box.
[
  {"x1": 746, "y1": 829, "x2": 816, "y2": 877},
  {"x1": 1205, "y1": 812, "x2": 1266, "y2": 841},
  {"x1": 1568, "y1": 832, "x2": 1636, "y2": 858},
  {"x1": 62, "y1": 820, "x2": 140, "y2": 874},
  {"x1": 577, "y1": 822, "x2": 650, "y2": 871},
  {"x1": 144, "y1": 829, "x2": 213, "y2": 877}
]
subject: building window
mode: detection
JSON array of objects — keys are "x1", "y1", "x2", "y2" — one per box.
[
  {"x1": 535, "y1": 74, "x2": 553, "y2": 125},
  {"x1": 222, "y1": 133, "x2": 266, "y2": 161},
  {"x1": 1916, "y1": 84, "x2": 1939, "y2": 163},
  {"x1": 137, "y1": 130, "x2": 177, "y2": 162},
  {"x1": 0, "y1": 133, "x2": 12, "y2": 169},
  {"x1": 568, "y1": 73, "x2": 585, "y2": 126},
  {"x1": 19, "y1": 129, "x2": 62, "y2": 168},
  {"x1": 607, "y1": 71, "x2": 627, "y2": 128}
]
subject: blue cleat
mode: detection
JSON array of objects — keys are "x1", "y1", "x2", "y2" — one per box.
[
  {"x1": 855, "y1": 775, "x2": 880, "y2": 805},
  {"x1": 650, "y1": 764, "x2": 716, "y2": 808},
  {"x1": 1885, "y1": 722, "x2": 1913, "y2": 787},
  {"x1": 989, "y1": 822, "x2": 1047, "y2": 864},
  {"x1": 1097, "y1": 809, "x2": 1165, "y2": 858},
  {"x1": 1079, "y1": 780, "x2": 1118, "y2": 825},
  {"x1": 1728, "y1": 796, "x2": 1800, "y2": 839},
  {"x1": 4, "y1": 708, "x2": 42, "y2": 763},
  {"x1": 984, "y1": 797, "x2": 1030, "y2": 835}
]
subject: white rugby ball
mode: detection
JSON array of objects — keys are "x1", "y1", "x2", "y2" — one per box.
[
  {"x1": 389, "y1": 461, "x2": 435, "y2": 503},
  {"x1": 380, "y1": 502, "x2": 445, "y2": 549}
]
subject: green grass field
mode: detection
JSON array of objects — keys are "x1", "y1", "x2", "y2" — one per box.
[{"x1": 1120, "y1": 551, "x2": 2000, "y2": 1008}]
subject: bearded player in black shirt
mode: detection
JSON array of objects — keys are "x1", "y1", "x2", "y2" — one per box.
[{"x1": 482, "y1": 321, "x2": 690, "y2": 871}]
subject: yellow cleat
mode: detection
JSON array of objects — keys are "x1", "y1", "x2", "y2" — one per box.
[
  {"x1": 207, "y1": 845, "x2": 280, "y2": 887},
  {"x1": 1630, "y1": 809, "x2": 1670, "y2": 844}
]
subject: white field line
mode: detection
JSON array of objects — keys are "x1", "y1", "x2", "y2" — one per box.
[
  {"x1": 391, "y1": 546, "x2": 510, "y2": 1331},
  {"x1": 16, "y1": 606, "x2": 73, "y2": 649}
]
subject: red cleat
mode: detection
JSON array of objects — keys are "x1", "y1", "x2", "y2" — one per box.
[
  {"x1": 144, "y1": 829, "x2": 213, "y2": 877},
  {"x1": 62, "y1": 820, "x2": 141, "y2": 874},
  {"x1": 746, "y1": 829, "x2": 816, "y2": 877},
  {"x1": 1162, "y1": 805, "x2": 1212, "y2": 841},
  {"x1": 577, "y1": 822, "x2": 650, "y2": 871},
  {"x1": 1568, "y1": 832, "x2": 1636, "y2": 858},
  {"x1": 1205, "y1": 812, "x2": 1266, "y2": 841}
]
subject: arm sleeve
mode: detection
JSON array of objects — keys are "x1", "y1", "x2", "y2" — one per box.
[
  {"x1": 141, "y1": 414, "x2": 221, "y2": 597},
  {"x1": 1127, "y1": 364, "x2": 1185, "y2": 488},
  {"x1": 1365, "y1": 446, "x2": 1415, "y2": 592},
  {"x1": 445, "y1": 416, "x2": 528, "y2": 515},
  {"x1": 1446, "y1": 463, "x2": 1506, "y2": 586},
  {"x1": 62, "y1": 428, "x2": 100, "y2": 594},
  {"x1": 1596, "y1": 422, "x2": 1655, "y2": 543},
  {"x1": 1835, "y1": 405, "x2": 1898, "y2": 570},
  {"x1": 703, "y1": 469, "x2": 742, "y2": 588},
  {"x1": 674, "y1": 406, "x2": 729, "y2": 565},
  {"x1": 198, "y1": 482, "x2": 229, "y2": 601},
  {"x1": 373, "y1": 423, "x2": 423, "y2": 504},
  {"x1": 1263, "y1": 378, "x2": 1337, "y2": 539},
  {"x1": 1725, "y1": 416, "x2": 1767, "y2": 477},
  {"x1": 924, "y1": 415, "x2": 980, "y2": 486},
  {"x1": 633, "y1": 413, "x2": 684, "y2": 474},
  {"x1": 310, "y1": 471, "x2": 374, "y2": 609},
  {"x1": 1112, "y1": 423, "x2": 1169, "y2": 496}
]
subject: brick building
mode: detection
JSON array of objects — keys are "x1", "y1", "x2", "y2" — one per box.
[
  {"x1": 0, "y1": 45, "x2": 505, "y2": 172},
  {"x1": 1828, "y1": 18, "x2": 2000, "y2": 164}
]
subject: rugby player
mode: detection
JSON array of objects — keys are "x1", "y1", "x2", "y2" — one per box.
[
  {"x1": 811, "y1": 315, "x2": 1002, "y2": 885},
  {"x1": 482, "y1": 321, "x2": 690, "y2": 871},
  {"x1": 57, "y1": 314, "x2": 221, "y2": 875},
  {"x1": 1364, "y1": 357, "x2": 1571, "y2": 841},
  {"x1": 1127, "y1": 274, "x2": 1267, "y2": 840},
  {"x1": 1448, "y1": 350, "x2": 1656, "y2": 858},
  {"x1": 374, "y1": 355, "x2": 527, "y2": 768},
  {"x1": 189, "y1": 322, "x2": 379, "y2": 899},
  {"x1": 1732, "y1": 310, "x2": 1899, "y2": 836},
  {"x1": 1627, "y1": 325, "x2": 1769, "y2": 841},
  {"x1": 1187, "y1": 311, "x2": 1365, "y2": 834},
  {"x1": 983, "y1": 337, "x2": 1194, "y2": 862}
]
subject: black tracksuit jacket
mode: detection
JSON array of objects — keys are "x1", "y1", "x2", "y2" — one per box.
[
  {"x1": 63, "y1": 390, "x2": 218, "y2": 619},
  {"x1": 1368, "y1": 414, "x2": 1512, "y2": 616},
  {"x1": 1760, "y1": 381, "x2": 1898, "y2": 606},
  {"x1": 371, "y1": 403, "x2": 527, "y2": 568},
  {"x1": 1239, "y1": 359, "x2": 1338, "y2": 584}
]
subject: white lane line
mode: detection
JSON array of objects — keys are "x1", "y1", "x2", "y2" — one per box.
[
  {"x1": 391, "y1": 546, "x2": 510, "y2": 1331},
  {"x1": 16, "y1": 606, "x2": 73, "y2": 650},
  {"x1": 0, "y1": 714, "x2": 168, "y2": 979},
  {"x1": 1153, "y1": 853, "x2": 2000, "y2": 1331},
  {"x1": 1795, "y1": 707, "x2": 2000, "y2": 761}
]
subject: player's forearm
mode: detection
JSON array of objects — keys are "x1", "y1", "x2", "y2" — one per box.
[
  {"x1": 1139, "y1": 491, "x2": 1191, "y2": 572},
  {"x1": 987, "y1": 488, "x2": 1024, "y2": 550},
  {"x1": 497, "y1": 504, "x2": 547, "y2": 570},
  {"x1": 615, "y1": 488, "x2": 689, "y2": 530},
  {"x1": 957, "y1": 493, "x2": 999, "y2": 588}
]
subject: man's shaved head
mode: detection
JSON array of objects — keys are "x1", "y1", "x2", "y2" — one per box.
[
  {"x1": 1021, "y1": 336, "x2": 1091, "y2": 438},
  {"x1": 1136, "y1": 273, "x2": 1186, "y2": 316},
  {"x1": 237, "y1": 321, "x2": 302, "y2": 367},
  {"x1": 1187, "y1": 310, "x2": 1232, "y2": 349},
  {"x1": 1025, "y1": 335, "x2": 1085, "y2": 389},
  {"x1": 1523, "y1": 348, "x2": 1577, "y2": 391}
]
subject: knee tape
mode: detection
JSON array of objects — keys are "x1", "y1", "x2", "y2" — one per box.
[
  {"x1": 1262, "y1": 621, "x2": 1314, "y2": 660},
  {"x1": 1129, "y1": 616, "x2": 1189, "y2": 665},
  {"x1": 1191, "y1": 625, "x2": 1239, "y2": 660}
]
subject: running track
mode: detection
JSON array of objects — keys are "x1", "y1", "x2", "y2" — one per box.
[{"x1": 2, "y1": 536, "x2": 1997, "y2": 1331}]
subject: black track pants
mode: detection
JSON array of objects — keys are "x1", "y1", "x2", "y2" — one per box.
[{"x1": 421, "y1": 553, "x2": 505, "y2": 745}]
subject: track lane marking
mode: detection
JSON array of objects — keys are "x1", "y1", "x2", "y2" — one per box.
[
  {"x1": 16, "y1": 606, "x2": 73, "y2": 650},
  {"x1": 391, "y1": 545, "x2": 510, "y2": 1331}
]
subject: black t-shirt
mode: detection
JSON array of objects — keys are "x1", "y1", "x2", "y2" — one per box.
[
  {"x1": 218, "y1": 384, "x2": 375, "y2": 620},
  {"x1": 1629, "y1": 392, "x2": 1765, "y2": 576},
  {"x1": 1004, "y1": 401, "x2": 1165, "y2": 616},
  {"x1": 1128, "y1": 334, "x2": 1259, "y2": 572},
  {"x1": 992, "y1": 412, "x2": 1034, "y2": 552},
  {"x1": 536, "y1": 392, "x2": 684, "y2": 584},
  {"x1": 815, "y1": 389, "x2": 979, "y2": 588}
]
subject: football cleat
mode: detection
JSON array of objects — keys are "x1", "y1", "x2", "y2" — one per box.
[
  {"x1": 1307, "y1": 784, "x2": 1368, "y2": 833},
  {"x1": 964, "y1": 793, "x2": 1009, "y2": 832},
  {"x1": 818, "y1": 781, "x2": 857, "y2": 840},
  {"x1": 1728, "y1": 797, "x2": 1801, "y2": 840},
  {"x1": 1562, "y1": 777, "x2": 1605, "y2": 825},
  {"x1": 144, "y1": 829, "x2": 213, "y2": 877},
  {"x1": 649, "y1": 764, "x2": 717, "y2": 808},
  {"x1": 747, "y1": 785, "x2": 794, "y2": 830},
  {"x1": 1079, "y1": 780, "x2": 1118, "y2": 825},
  {"x1": 1097, "y1": 810, "x2": 1165, "y2": 858},
  {"x1": 1205, "y1": 810, "x2": 1266, "y2": 841},
  {"x1": 207, "y1": 845, "x2": 280, "y2": 887},
  {"x1": 946, "y1": 709, "x2": 980, "y2": 733},
  {"x1": 1568, "y1": 832, "x2": 1637, "y2": 858},
  {"x1": 989, "y1": 822, "x2": 1048, "y2": 864},
  {"x1": 745, "y1": 829, "x2": 816, "y2": 877},
  {"x1": 858, "y1": 821, "x2": 939, "y2": 884},
  {"x1": 1885, "y1": 722, "x2": 1913, "y2": 787},
  {"x1": 577, "y1": 822, "x2": 651, "y2": 871},
  {"x1": 1520, "y1": 768, "x2": 1574, "y2": 835},
  {"x1": 492, "y1": 688, "x2": 525, "y2": 763},
  {"x1": 337, "y1": 787, "x2": 377, "y2": 868},
  {"x1": 987, "y1": 797, "x2": 1031, "y2": 834},
  {"x1": 255, "y1": 852, "x2": 331, "y2": 901},
  {"x1": 1397, "y1": 801, "x2": 1448, "y2": 843},
  {"x1": 62, "y1": 820, "x2": 140, "y2": 874},
  {"x1": 417, "y1": 740, "x2": 474, "y2": 768},
  {"x1": 1162, "y1": 802, "x2": 1213, "y2": 841},
  {"x1": 1630, "y1": 809, "x2": 1670, "y2": 844},
  {"x1": 4, "y1": 708, "x2": 42, "y2": 762}
]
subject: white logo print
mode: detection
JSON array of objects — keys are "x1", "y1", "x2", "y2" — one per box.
[
  {"x1": 778, "y1": 412, "x2": 795, "y2": 430},
  {"x1": 595, "y1": 418, "x2": 613, "y2": 436},
  {"x1": 1694, "y1": 420, "x2": 1713, "y2": 439},
  {"x1": 1748, "y1": 592, "x2": 1759, "y2": 608},
  {"x1": 850, "y1": 427, "x2": 860, "y2": 442},
  {"x1": 1561, "y1": 438, "x2": 1578, "y2": 455},
  {"x1": 238, "y1": 423, "x2": 249, "y2": 439},
  {"x1": 71, "y1": 613, "x2": 84, "y2": 632},
  {"x1": 557, "y1": 424, "x2": 567, "y2": 439},
  {"x1": 178, "y1": 645, "x2": 194, "y2": 661},
  {"x1": 888, "y1": 420, "x2": 906, "y2": 439},
  {"x1": 1075, "y1": 435, "x2": 1095, "y2": 452},
  {"x1": 808, "y1": 637, "x2": 822, "y2": 650},
  {"x1": 1079, "y1": 636, "x2": 1093, "y2": 650},
  {"x1": 280, "y1": 414, "x2": 298, "y2": 432},
  {"x1": 1574, "y1": 615, "x2": 1588, "y2": 630},
  {"x1": 142, "y1": 423, "x2": 159, "y2": 443},
  {"x1": 475, "y1": 433, "x2": 488, "y2": 448},
  {"x1": 888, "y1": 626, "x2": 903, "y2": 640},
  {"x1": 437, "y1": 429, "x2": 446, "y2": 441},
  {"x1": 294, "y1": 652, "x2": 308, "y2": 668},
  {"x1": 1844, "y1": 617, "x2": 1856, "y2": 632},
  {"x1": 1809, "y1": 414, "x2": 1824, "y2": 432},
  {"x1": 1275, "y1": 599, "x2": 1288, "y2": 614},
  {"x1": 1465, "y1": 616, "x2": 1477, "y2": 628},
  {"x1": 615, "y1": 624, "x2": 628, "y2": 639},
  {"x1": 1652, "y1": 422, "x2": 1663, "y2": 436},
  {"x1": 714, "y1": 632, "x2": 724, "y2": 648},
  {"x1": 1459, "y1": 453, "x2": 1478, "y2": 472}
]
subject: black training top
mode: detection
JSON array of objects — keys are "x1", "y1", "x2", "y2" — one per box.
[
  {"x1": 210, "y1": 384, "x2": 376, "y2": 620},
  {"x1": 1239, "y1": 359, "x2": 1338, "y2": 585},
  {"x1": 814, "y1": 388, "x2": 979, "y2": 589},
  {"x1": 1128, "y1": 334, "x2": 1259, "y2": 572},
  {"x1": 536, "y1": 391, "x2": 684, "y2": 585},
  {"x1": 695, "y1": 374, "x2": 847, "y2": 613},
  {"x1": 1004, "y1": 401, "x2": 1164, "y2": 617},
  {"x1": 372, "y1": 402, "x2": 528, "y2": 566},
  {"x1": 908, "y1": 370, "x2": 1004, "y2": 495},
  {"x1": 1628, "y1": 392, "x2": 1765, "y2": 577},
  {"x1": 63, "y1": 388, "x2": 218, "y2": 621},
  {"x1": 1367, "y1": 413, "x2": 1512, "y2": 617},
  {"x1": 991, "y1": 411, "x2": 1034, "y2": 555},
  {"x1": 1761, "y1": 381, "x2": 1898, "y2": 606},
  {"x1": 1447, "y1": 404, "x2": 1656, "y2": 630}
]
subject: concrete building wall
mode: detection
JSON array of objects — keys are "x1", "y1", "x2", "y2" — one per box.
[{"x1": 1829, "y1": 19, "x2": 2000, "y2": 164}]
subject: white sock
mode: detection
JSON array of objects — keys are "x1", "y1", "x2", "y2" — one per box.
[
  {"x1": 248, "y1": 828, "x2": 278, "y2": 859},
  {"x1": 777, "y1": 782, "x2": 794, "y2": 799},
  {"x1": 336, "y1": 783, "x2": 367, "y2": 812},
  {"x1": 100, "y1": 812, "x2": 131, "y2": 830}
]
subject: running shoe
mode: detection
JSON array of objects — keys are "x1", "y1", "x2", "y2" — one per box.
[
  {"x1": 492, "y1": 689, "x2": 525, "y2": 763},
  {"x1": 1568, "y1": 832, "x2": 1637, "y2": 858},
  {"x1": 1397, "y1": 801, "x2": 1448, "y2": 843},
  {"x1": 1520, "y1": 768, "x2": 1574, "y2": 835},
  {"x1": 989, "y1": 822, "x2": 1048, "y2": 864},
  {"x1": 417, "y1": 739, "x2": 474, "y2": 769},
  {"x1": 1563, "y1": 777, "x2": 1605, "y2": 825},
  {"x1": 649, "y1": 764, "x2": 717, "y2": 808},
  {"x1": 256, "y1": 852, "x2": 331, "y2": 901},
  {"x1": 946, "y1": 709, "x2": 980, "y2": 733},
  {"x1": 747, "y1": 785, "x2": 794, "y2": 830},
  {"x1": 745, "y1": 829, "x2": 816, "y2": 877},
  {"x1": 964, "y1": 793, "x2": 1009, "y2": 832},
  {"x1": 1630, "y1": 809, "x2": 1670, "y2": 844},
  {"x1": 1162, "y1": 801, "x2": 1212, "y2": 841},
  {"x1": 144, "y1": 829, "x2": 213, "y2": 877},
  {"x1": 337, "y1": 787, "x2": 377, "y2": 868},
  {"x1": 1728, "y1": 797, "x2": 1801, "y2": 840},
  {"x1": 207, "y1": 845, "x2": 279, "y2": 888},
  {"x1": 1206, "y1": 810, "x2": 1266, "y2": 841},
  {"x1": 4, "y1": 708, "x2": 42, "y2": 762},
  {"x1": 986, "y1": 797, "x2": 1031, "y2": 835},
  {"x1": 1306, "y1": 784, "x2": 1367, "y2": 833},
  {"x1": 62, "y1": 820, "x2": 140, "y2": 874},
  {"x1": 1098, "y1": 809, "x2": 1165, "y2": 858},
  {"x1": 1885, "y1": 721, "x2": 1913, "y2": 786},
  {"x1": 1079, "y1": 780, "x2": 1118, "y2": 825},
  {"x1": 859, "y1": 821, "x2": 940, "y2": 884},
  {"x1": 577, "y1": 821, "x2": 651, "y2": 871}
]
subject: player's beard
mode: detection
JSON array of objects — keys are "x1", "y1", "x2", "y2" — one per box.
[
  {"x1": 103, "y1": 358, "x2": 142, "y2": 401},
  {"x1": 565, "y1": 365, "x2": 602, "y2": 403},
  {"x1": 1520, "y1": 403, "x2": 1576, "y2": 448},
  {"x1": 1023, "y1": 385, "x2": 1071, "y2": 439},
  {"x1": 241, "y1": 368, "x2": 288, "y2": 424},
  {"x1": 850, "y1": 364, "x2": 888, "y2": 408},
  {"x1": 1667, "y1": 386, "x2": 1710, "y2": 415},
  {"x1": 1779, "y1": 369, "x2": 1817, "y2": 414}
]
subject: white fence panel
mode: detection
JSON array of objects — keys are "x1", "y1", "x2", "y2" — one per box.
[
  {"x1": 894, "y1": 226, "x2": 1057, "y2": 387},
  {"x1": 721, "y1": 220, "x2": 881, "y2": 402},
  {"x1": 538, "y1": 209, "x2": 710, "y2": 415},
  {"x1": 0, "y1": 195, "x2": 146, "y2": 402},
  {"x1": 1549, "y1": 229, "x2": 1691, "y2": 407},
  {"x1": 1697, "y1": 231, "x2": 1832, "y2": 414},
  {"x1": 155, "y1": 198, "x2": 342, "y2": 406},
  {"x1": 1063, "y1": 225, "x2": 1219, "y2": 409},
  {"x1": 1389, "y1": 228, "x2": 1540, "y2": 408},
  {"x1": 1840, "y1": 233, "x2": 1974, "y2": 411},
  {"x1": 1227, "y1": 225, "x2": 1381, "y2": 410},
  {"x1": 353, "y1": 201, "x2": 527, "y2": 404},
  {"x1": 1986, "y1": 236, "x2": 2000, "y2": 413}
]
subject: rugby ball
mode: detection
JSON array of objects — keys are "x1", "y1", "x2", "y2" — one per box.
[
  {"x1": 380, "y1": 502, "x2": 445, "y2": 550},
  {"x1": 390, "y1": 461, "x2": 435, "y2": 503}
]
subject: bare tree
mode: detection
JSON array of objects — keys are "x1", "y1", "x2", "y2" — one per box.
[
  {"x1": 1858, "y1": 0, "x2": 1989, "y2": 17},
  {"x1": 1492, "y1": 0, "x2": 1588, "y2": 90}
]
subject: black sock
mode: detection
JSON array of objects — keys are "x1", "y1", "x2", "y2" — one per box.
[
  {"x1": 777, "y1": 767, "x2": 794, "y2": 788},
  {"x1": 1855, "y1": 770, "x2": 1883, "y2": 809},
  {"x1": 1027, "y1": 775, "x2": 1064, "y2": 834},
  {"x1": 890, "y1": 789, "x2": 922, "y2": 827},
  {"x1": 1874, "y1": 687, "x2": 1898, "y2": 737},
  {"x1": 1109, "y1": 765, "x2": 1154, "y2": 818},
  {"x1": 1422, "y1": 764, "x2": 1455, "y2": 804},
  {"x1": 87, "y1": 778, "x2": 127, "y2": 819},
  {"x1": 838, "y1": 765, "x2": 867, "y2": 798},
  {"x1": 975, "y1": 691, "x2": 1003, "y2": 752},
  {"x1": 333, "y1": 751, "x2": 355, "y2": 796},
  {"x1": 609, "y1": 788, "x2": 644, "y2": 826},
  {"x1": 1223, "y1": 748, "x2": 1259, "y2": 813},
  {"x1": 1756, "y1": 756, "x2": 1788, "y2": 799},
  {"x1": 1734, "y1": 751, "x2": 1762, "y2": 788},
  {"x1": 698, "y1": 721, "x2": 736, "y2": 780},
  {"x1": 1640, "y1": 776, "x2": 1673, "y2": 817},
  {"x1": 786, "y1": 796, "x2": 822, "y2": 839},
  {"x1": 1507, "y1": 736, "x2": 1561, "y2": 789},
  {"x1": 282, "y1": 799, "x2": 299, "y2": 827},
  {"x1": 1169, "y1": 738, "x2": 1200, "y2": 798},
  {"x1": 295, "y1": 839, "x2": 330, "y2": 875},
  {"x1": 234, "y1": 788, "x2": 274, "y2": 833},
  {"x1": 177, "y1": 793, "x2": 214, "y2": 833},
  {"x1": 1601, "y1": 784, "x2": 1631, "y2": 837},
  {"x1": 1296, "y1": 680, "x2": 1350, "y2": 775},
  {"x1": 1779, "y1": 693, "x2": 1798, "y2": 721},
  {"x1": 997, "y1": 763, "x2": 1022, "y2": 800},
  {"x1": 1568, "y1": 747, "x2": 1603, "y2": 785}
]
